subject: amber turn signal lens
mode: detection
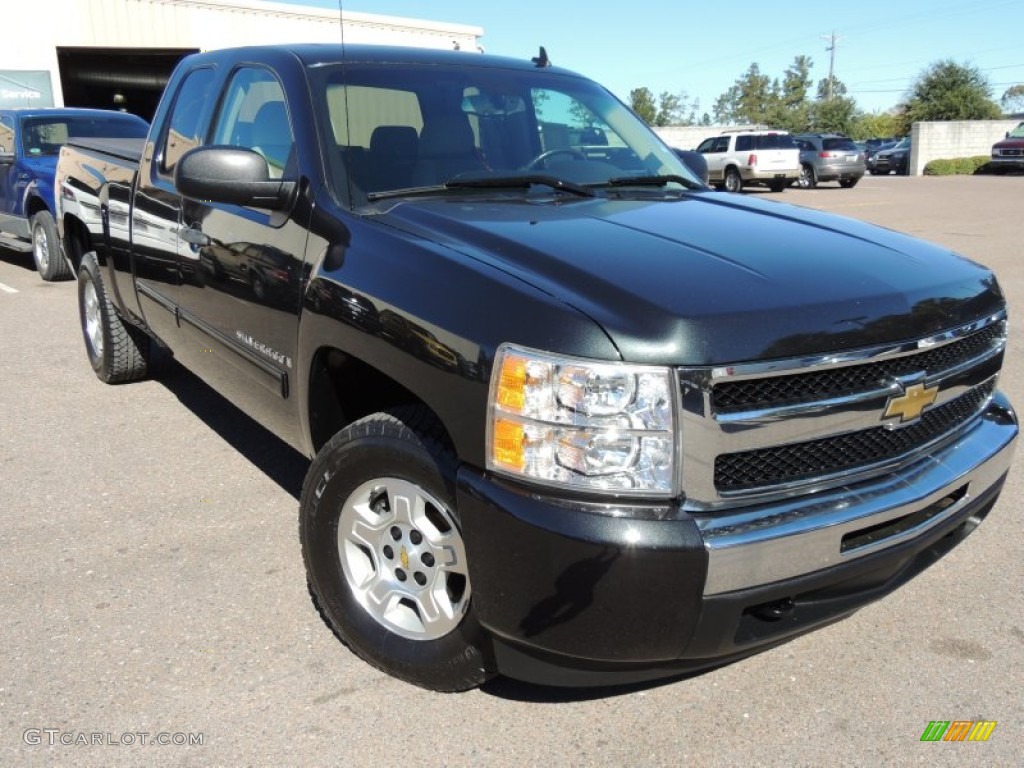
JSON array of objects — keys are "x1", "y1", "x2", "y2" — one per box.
[
  {"x1": 496, "y1": 354, "x2": 527, "y2": 412},
  {"x1": 492, "y1": 419, "x2": 525, "y2": 470}
]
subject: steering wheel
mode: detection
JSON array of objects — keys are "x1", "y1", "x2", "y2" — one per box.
[{"x1": 526, "y1": 148, "x2": 588, "y2": 170}]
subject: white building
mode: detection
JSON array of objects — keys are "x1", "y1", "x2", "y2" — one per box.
[{"x1": 1, "y1": 0, "x2": 483, "y2": 118}]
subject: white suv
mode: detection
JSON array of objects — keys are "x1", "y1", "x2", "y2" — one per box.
[{"x1": 695, "y1": 130, "x2": 801, "y2": 193}]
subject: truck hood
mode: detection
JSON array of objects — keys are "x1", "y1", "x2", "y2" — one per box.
[
  {"x1": 993, "y1": 137, "x2": 1024, "y2": 150},
  {"x1": 375, "y1": 191, "x2": 1002, "y2": 365}
]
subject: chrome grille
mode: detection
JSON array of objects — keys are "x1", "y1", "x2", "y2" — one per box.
[
  {"x1": 677, "y1": 314, "x2": 1006, "y2": 509},
  {"x1": 714, "y1": 380, "x2": 995, "y2": 491},
  {"x1": 713, "y1": 323, "x2": 1001, "y2": 412}
]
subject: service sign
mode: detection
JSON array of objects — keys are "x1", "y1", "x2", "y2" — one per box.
[{"x1": 0, "y1": 71, "x2": 54, "y2": 108}]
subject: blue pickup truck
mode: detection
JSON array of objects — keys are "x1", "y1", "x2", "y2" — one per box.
[{"x1": 0, "y1": 108, "x2": 148, "y2": 280}]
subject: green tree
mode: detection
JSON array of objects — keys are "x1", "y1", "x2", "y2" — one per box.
[
  {"x1": 849, "y1": 112, "x2": 901, "y2": 141},
  {"x1": 629, "y1": 87, "x2": 657, "y2": 124},
  {"x1": 735, "y1": 63, "x2": 777, "y2": 125},
  {"x1": 809, "y1": 96, "x2": 857, "y2": 134},
  {"x1": 1001, "y1": 84, "x2": 1024, "y2": 114},
  {"x1": 898, "y1": 60, "x2": 1002, "y2": 133},
  {"x1": 713, "y1": 85, "x2": 740, "y2": 124},
  {"x1": 816, "y1": 75, "x2": 848, "y2": 100},
  {"x1": 654, "y1": 91, "x2": 684, "y2": 126}
]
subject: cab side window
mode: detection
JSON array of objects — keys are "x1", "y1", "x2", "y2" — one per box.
[
  {"x1": 0, "y1": 116, "x2": 14, "y2": 154},
  {"x1": 211, "y1": 67, "x2": 294, "y2": 179},
  {"x1": 161, "y1": 67, "x2": 217, "y2": 175}
]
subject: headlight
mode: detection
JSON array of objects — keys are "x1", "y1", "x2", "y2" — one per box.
[{"x1": 487, "y1": 344, "x2": 676, "y2": 496}]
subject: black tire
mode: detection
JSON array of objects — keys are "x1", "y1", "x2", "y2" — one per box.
[
  {"x1": 723, "y1": 167, "x2": 743, "y2": 193},
  {"x1": 77, "y1": 252, "x2": 151, "y2": 383},
  {"x1": 797, "y1": 164, "x2": 816, "y2": 189},
  {"x1": 31, "y1": 211, "x2": 70, "y2": 281},
  {"x1": 840, "y1": 177, "x2": 860, "y2": 189},
  {"x1": 300, "y1": 407, "x2": 494, "y2": 691},
  {"x1": 768, "y1": 179, "x2": 787, "y2": 193},
  {"x1": 251, "y1": 272, "x2": 267, "y2": 301}
]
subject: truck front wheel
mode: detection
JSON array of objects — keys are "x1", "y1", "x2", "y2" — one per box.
[
  {"x1": 32, "y1": 211, "x2": 70, "y2": 281},
  {"x1": 77, "y1": 252, "x2": 151, "y2": 383},
  {"x1": 300, "y1": 408, "x2": 494, "y2": 691}
]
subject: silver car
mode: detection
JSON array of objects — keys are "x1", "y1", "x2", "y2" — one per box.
[{"x1": 793, "y1": 134, "x2": 866, "y2": 189}]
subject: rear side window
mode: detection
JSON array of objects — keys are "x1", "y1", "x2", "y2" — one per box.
[
  {"x1": 823, "y1": 138, "x2": 857, "y2": 151},
  {"x1": 160, "y1": 67, "x2": 217, "y2": 175},
  {"x1": 758, "y1": 133, "x2": 797, "y2": 150},
  {"x1": 735, "y1": 135, "x2": 753, "y2": 152}
]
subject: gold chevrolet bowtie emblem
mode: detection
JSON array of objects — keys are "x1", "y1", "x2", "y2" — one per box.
[{"x1": 884, "y1": 383, "x2": 939, "y2": 423}]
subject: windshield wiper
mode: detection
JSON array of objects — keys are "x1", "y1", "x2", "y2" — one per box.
[
  {"x1": 599, "y1": 174, "x2": 704, "y2": 190},
  {"x1": 366, "y1": 184, "x2": 448, "y2": 201},
  {"x1": 446, "y1": 175, "x2": 597, "y2": 197}
]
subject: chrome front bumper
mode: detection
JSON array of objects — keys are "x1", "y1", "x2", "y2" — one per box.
[{"x1": 698, "y1": 392, "x2": 1017, "y2": 595}]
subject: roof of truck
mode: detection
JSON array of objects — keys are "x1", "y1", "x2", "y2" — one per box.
[{"x1": 182, "y1": 44, "x2": 583, "y2": 78}]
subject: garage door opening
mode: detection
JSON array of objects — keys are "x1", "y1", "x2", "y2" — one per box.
[{"x1": 57, "y1": 47, "x2": 197, "y2": 121}]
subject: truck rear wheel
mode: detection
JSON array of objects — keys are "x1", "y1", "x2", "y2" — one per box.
[
  {"x1": 300, "y1": 407, "x2": 493, "y2": 691},
  {"x1": 723, "y1": 167, "x2": 743, "y2": 193},
  {"x1": 77, "y1": 252, "x2": 151, "y2": 383},
  {"x1": 32, "y1": 211, "x2": 70, "y2": 281}
]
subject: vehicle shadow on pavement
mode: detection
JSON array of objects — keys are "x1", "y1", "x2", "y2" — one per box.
[
  {"x1": 0, "y1": 247, "x2": 36, "y2": 272},
  {"x1": 480, "y1": 667, "x2": 717, "y2": 702},
  {"x1": 157, "y1": 355, "x2": 309, "y2": 500}
]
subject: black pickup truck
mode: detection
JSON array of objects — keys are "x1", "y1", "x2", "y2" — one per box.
[{"x1": 55, "y1": 44, "x2": 1017, "y2": 691}]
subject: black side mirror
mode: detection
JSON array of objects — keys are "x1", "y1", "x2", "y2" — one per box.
[
  {"x1": 175, "y1": 146, "x2": 296, "y2": 210},
  {"x1": 673, "y1": 148, "x2": 709, "y2": 185},
  {"x1": 0, "y1": 149, "x2": 14, "y2": 165}
]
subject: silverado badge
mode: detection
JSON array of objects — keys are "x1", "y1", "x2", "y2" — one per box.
[{"x1": 884, "y1": 382, "x2": 939, "y2": 423}]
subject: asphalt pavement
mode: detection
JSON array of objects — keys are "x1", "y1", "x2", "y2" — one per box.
[{"x1": 1, "y1": 174, "x2": 1021, "y2": 766}]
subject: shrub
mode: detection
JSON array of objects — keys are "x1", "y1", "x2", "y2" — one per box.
[{"x1": 923, "y1": 155, "x2": 993, "y2": 175}]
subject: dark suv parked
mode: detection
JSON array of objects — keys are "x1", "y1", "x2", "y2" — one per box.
[{"x1": 792, "y1": 133, "x2": 865, "y2": 189}]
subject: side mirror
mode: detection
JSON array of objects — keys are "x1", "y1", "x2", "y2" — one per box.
[
  {"x1": 0, "y1": 149, "x2": 14, "y2": 165},
  {"x1": 673, "y1": 148, "x2": 709, "y2": 185},
  {"x1": 175, "y1": 146, "x2": 295, "y2": 210}
]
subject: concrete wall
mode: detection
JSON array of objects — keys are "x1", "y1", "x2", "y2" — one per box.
[
  {"x1": 653, "y1": 126, "x2": 740, "y2": 150},
  {"x1": 909, "y1": 120, "x2": 1021, "y2": 175}
]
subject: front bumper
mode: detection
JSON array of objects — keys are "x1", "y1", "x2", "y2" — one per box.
[
  {"x1": 991, "y1": 156, "x2": 1024, "y2": 170},
  {"x1": 458, "y1": 393, "x2": 1016, "y2": 686}
]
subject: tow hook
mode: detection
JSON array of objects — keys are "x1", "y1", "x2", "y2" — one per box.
[{"x1": 751, "y1": 597, "x2": 795, "y2": 621}]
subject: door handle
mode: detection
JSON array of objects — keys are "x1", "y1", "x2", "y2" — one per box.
[{"x1": 179, "y1": 226, "x2": 210, "y2": 248}]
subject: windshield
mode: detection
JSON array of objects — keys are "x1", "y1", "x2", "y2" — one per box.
[
  {"x1": 309, "y1": 61, "x2": 699, "y2": 202},
  {"x1": 21, "y1": 115, "x2": 149, "y2": 156},
  {"x1": 1008, "y1": 122, "x2": 1024, "y2": 139}
]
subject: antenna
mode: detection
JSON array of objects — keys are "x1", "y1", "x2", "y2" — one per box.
[{"x1": 531, "y1": 47, "x2": 551, "y2": 68}]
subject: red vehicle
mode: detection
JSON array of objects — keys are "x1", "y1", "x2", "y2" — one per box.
[{"x1": 991, "y1": 121, "x2": 1024, "y2": 172}]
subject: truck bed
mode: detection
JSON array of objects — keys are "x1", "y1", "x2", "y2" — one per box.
[{"x1": 65, "y1": 136, "x2": 145, "y2": 164}]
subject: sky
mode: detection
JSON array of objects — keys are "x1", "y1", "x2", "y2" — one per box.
[{"x1": 275, "y1": 0, "x2": 1024, "y2": 117}]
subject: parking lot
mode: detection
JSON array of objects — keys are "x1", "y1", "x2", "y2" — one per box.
[{"x1": 1, "y1": 174, "x2": 1021, "y2": 766}]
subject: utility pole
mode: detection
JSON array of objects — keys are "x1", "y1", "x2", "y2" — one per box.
[{"x1": 821, "y1": 31, "x2": 841, "y2": 99}]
